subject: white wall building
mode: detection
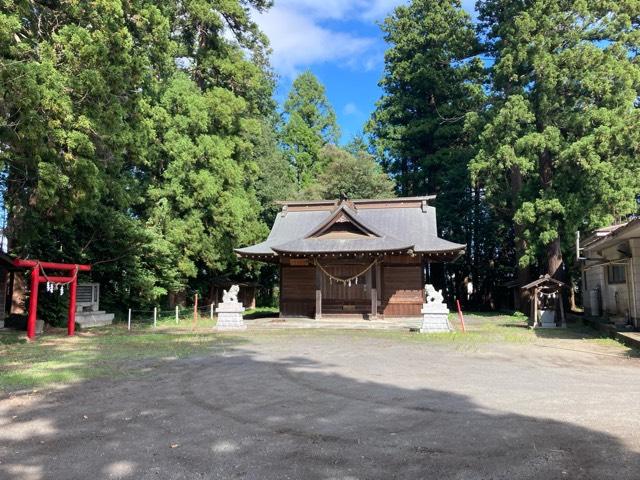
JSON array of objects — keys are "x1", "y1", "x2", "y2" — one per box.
[{"x1": 581, "y1": 219, "x2": 640, "y2": 328}]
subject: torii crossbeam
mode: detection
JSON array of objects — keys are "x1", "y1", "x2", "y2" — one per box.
[{"x1": 13, "y1": 259, "x2": 91, "y2": 340}]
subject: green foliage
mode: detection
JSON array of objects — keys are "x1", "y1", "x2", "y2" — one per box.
[
  {"x1": 369, "y1": 0, "x2": 506, "y2": 305},
  {"x1": 281, "y1": 71, "x2": 340, "y2": 187},
  {"x1": 254, "y1": 117, "x2": 297, "y2": 224},
  {"x1": 472, "y1": 0, "x2": 640, "y2": 275},
  {"x1": 368, "y1": 0, "x2": 484, "y2": 195},
  {"x1": 301, "y1": 145, "x2": 396, "y2": 200},
  {"x1": 0, "y1": 0, "x2": 278, "y2": 315}
]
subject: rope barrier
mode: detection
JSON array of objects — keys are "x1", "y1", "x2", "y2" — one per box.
[
  {"x1": 129, "y1": 305, "x2": 214, "y2": 315},
  {"x1": 129, "y1": 303, "x2": 216, "y2": 315},
  {"x1": 314, "y1": 258, "x2": 380, "y2": 286}
]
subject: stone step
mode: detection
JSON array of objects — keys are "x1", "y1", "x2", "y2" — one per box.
[
  {"x1": 76, "y1": 312, "x2": 115, "y2": 328},
  {"x1": 77, "y1": 310, "x2": 107, "y2": 316},
  {"x1": 246, "y1": 319, "x2": 422, "y2": 331}
]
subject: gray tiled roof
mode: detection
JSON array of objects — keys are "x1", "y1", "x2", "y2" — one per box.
[
  {"x1": 273, "y1": 237, "x2": 414, "y2": 254},
  {"x1": 236, "y1": 199, "x2": 465, "y2": 256}
]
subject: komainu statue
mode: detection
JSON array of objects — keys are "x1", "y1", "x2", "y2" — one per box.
[
  {"x1": 424, "y1": 284, "x2": 444, "y2": 305},
  {"x1": 222, "y1": 285, "x2": 240, "y2": 304}
]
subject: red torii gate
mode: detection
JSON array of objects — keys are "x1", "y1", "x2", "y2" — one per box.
[{"x1": 13, "y1": 259, "x2": 91, "y2": 340}]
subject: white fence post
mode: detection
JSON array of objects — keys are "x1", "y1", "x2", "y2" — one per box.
[
  {"x1": 153, "y1": 307, "x2": 157, "y2": 328},
  {"x1": 176, "y1": 305, "x2": 179, "y2": 324},
  {"x1": 128, "y1": 308, "x2": 131, "y2": 331},
  {"x1": 210, "y1": 303, "x2": 214, "y2": 320}
]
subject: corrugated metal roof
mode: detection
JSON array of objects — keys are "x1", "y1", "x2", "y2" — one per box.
[
  {"x1": 236, "y1": 199, "x2": 466, "y2": 257},
  {"x1": 582, "y1": 218, "x2": 640, "y2": 251}
]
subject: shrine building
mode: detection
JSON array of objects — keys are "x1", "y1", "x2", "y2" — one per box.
[{"x1": 236, "y1": 196, "x2": 465, "y2": 320}]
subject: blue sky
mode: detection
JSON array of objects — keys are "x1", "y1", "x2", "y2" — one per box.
[{"x1": 253, "y1": 0, "x2": 477, "y2": 143}]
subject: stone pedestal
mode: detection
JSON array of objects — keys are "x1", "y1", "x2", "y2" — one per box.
[
  {"x1": 539, "y1": 310, "x2": 557, "y2": 328},
  {"x1": 215, "y1": 302, "x2": 246, "y2": 331},
  {"x1": 420, "y1": 303, "x2": 452, "y2": 333}
]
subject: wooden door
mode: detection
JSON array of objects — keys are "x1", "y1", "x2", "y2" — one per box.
[{"x1": 320, "y1": 263, "x2": 370, "y2": 315}]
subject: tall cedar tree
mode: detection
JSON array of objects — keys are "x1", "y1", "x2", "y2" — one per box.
[
  {"x1": 281, "y1": 71, "x2": 340, "y2": 188},
  {"x1": 472, "y1": 0, "x2": 640, "y2": 284},
  {"x1": 369, "y1": 0, "x2": 501, "y2": 305},
  {"x1": 0, "y1": 1, "x2": 277, "y2": 317}
]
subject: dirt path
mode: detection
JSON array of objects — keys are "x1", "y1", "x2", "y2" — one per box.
[{"x1": 1, "y1": 333, "x2": 639, "y2": 479}]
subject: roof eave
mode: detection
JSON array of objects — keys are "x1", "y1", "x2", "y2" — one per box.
[
  {"x1": 271, "y1": 246, "x2": 415, "y2": 255},
  {"x1": 274, "y1": 195, "x2": 436, "y2": 207},
  {"x1": 583, "y1": 218, "x2": 640, "y2": 251}
]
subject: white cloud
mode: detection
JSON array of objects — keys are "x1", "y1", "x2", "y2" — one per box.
[
  {"x1": 253, "y1": 5, "x2": 377, "y2": 77},
  {"x1": 343, "y1": 102, "x2": 361, "y2": 116},
  {"x1": 251, "y1": 1, "x2": 408, "y2": 78},
  {"x1": 270, "y1": 0, "x2": 406, "y2": 21},
  {"x1": 252, "y1": 0, "x2": 476, "y2": 78},
  {"x1": 359, "y1": 0, "x2": 408, "y2": 20}
]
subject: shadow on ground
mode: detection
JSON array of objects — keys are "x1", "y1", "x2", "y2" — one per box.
[{"x1": 1, "y1": 341, "x2": 639, "y2": 479}]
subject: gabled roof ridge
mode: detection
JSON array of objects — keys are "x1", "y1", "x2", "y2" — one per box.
[
  {"x1": 303, "y1": 204, "x2": 384, "y2": 239},
  {"x1": 275, "y1": 195, "x2": 436, "y2": 207}
]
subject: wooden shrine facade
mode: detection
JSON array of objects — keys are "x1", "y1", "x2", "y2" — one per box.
[{"x1": 236, "y1": 197, "x2": 465, "y2": 319}]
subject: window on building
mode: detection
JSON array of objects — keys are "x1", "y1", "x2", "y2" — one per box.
[{"x1": 607, "y1": 264, "x2": 626, "y2": 284}]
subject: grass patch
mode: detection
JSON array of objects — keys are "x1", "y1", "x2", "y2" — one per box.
[
  {"x1": 1, "y1": 310, "x2": 633, "y2": 393},
  {"x1": 0, "y1": 325, "x2": 246, "y2": 393},
  {"x1": 246, "y1": 312, "x2": 633, "y2": 353}
]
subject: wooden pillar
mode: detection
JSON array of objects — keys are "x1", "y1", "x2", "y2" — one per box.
[
  {"x1": 315, "y1": 264, "x2": 322, "y2": 320},
  {"x1": 6, "y1": 271, "x2": 14, "y2": 315},
  {"x1": 559, "y1": 293, "x2": 566, "y2": 328},
  {"x1": 532, "y1": 287, "x2": 538, "y2": 328},
  {"x1": 26, "y1": 266, "x2": 39, "y2": 340},
  {"x1": 370, "y1": 260, "x2": 377, "y2": 321},
  {"x1": 279, "y1": 263, "x2": 284, "y2": 318},
  {"x1": 376, "y1": 261, "x2": 383, "y2": 320},
  {"x1": 67, "y1": 273, "x2": 77, "y2": 336}
]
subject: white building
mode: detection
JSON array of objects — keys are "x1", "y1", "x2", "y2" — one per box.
[{"x1": 581, "y1": 219, "x2": 640, "y2": 328}]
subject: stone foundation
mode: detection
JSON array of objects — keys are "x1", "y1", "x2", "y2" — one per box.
[
  {"x1": 216, "y1": 302, "x2": 246, "y2": 331},
  {"x1": 420, "y1": 304, "x2": 452, "y2": 333},
  {"x1": 76, "y1": 311, "x2": 114, "y2": 328}
]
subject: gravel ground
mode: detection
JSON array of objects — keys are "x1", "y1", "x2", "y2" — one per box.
[{"x1": 1, "y1": 330, "x2": 640, "y2": 479}]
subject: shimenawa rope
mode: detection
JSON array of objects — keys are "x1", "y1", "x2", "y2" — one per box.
[{"x1": 314, "y1": 258, "x2": 380, "y2": 286}]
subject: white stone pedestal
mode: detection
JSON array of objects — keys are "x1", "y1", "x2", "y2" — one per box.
[
  {"x1": 215, "y1": 302, "x2": 246, "y2": 331},
  {"x1": 420, "y1": 303, "x2": 452, "y2": 333}
]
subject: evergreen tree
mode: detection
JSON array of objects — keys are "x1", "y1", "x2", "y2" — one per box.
[
  {"x1": 281, "y1": 71, "x2": 340, "y2": 188},
  {"x1": 368, "y1": 0, "x2": 484, "y2": 197},
  {"x1": 301, "y1": 145, "x2": 396, "y2": 200},
  {"x1": 368, "y1": 0, "x2": 496, "y2": 306},
  {"x1": 0, "y1": 0, "x2": 278, "y2": 317},
  {"x1": 472, "y1": 0, "x2": 640, "y2": 282},
  {"x1": 254, "y1": 117, "x2": 297, "y2": 224}
]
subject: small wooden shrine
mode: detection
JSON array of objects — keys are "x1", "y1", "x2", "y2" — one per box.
[{"x1": 521, "y1": 275, "x2": 567, "y2": 328}]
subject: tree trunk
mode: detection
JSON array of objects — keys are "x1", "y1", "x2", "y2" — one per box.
[
  {"x1": 510, "y1": 165, "x2": 531, "y2": 312},
  {"x1": 471, "y1": 185, "x2": 480, "y2": 307},
  {"x1": 547, "y1": 237, "x2": 564, "y2": 280},
  {"x1": 400, "y1": 157, "x2": 409, "y2": 195},
  {"x1": 538, "y1": 147, "x2": 565, "y2": 281}
]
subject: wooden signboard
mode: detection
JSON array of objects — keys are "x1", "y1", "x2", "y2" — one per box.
[{"x1": 290, "y1": 258, "x2": 309, "y2": 266}]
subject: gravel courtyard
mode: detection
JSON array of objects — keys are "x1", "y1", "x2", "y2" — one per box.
[{"x1": 2, "y1": 324, "x2": 640, "y2": 479}]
